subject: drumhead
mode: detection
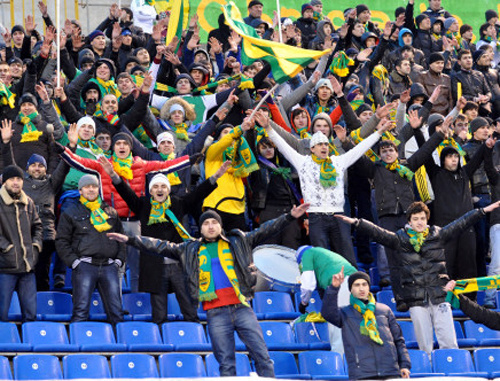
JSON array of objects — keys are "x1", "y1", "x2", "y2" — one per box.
[{"x1": 253, "y1": 245, "x2": 301, "y2": 285}]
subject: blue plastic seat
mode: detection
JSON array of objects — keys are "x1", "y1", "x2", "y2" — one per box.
[
  {"x1": 268, "y1": 351, "x2": 309, "y2": 380},
  {"x1": 464, "y1": 320, "x2": 500, "y2": 346},
  {"x1": 8, "y1": 292, "x2": 21, "y2": 321},
  {"x1": 368, "y1": 267, "x2": 380, "y2": 293},
  {"x1": 116, "y1": 322, "x2": 173, "y2": 352},
  {"x1": 0, "y1": 356, "x2": 12, "y2": 379},
  {"x1": 167, "y1": 294, "x2": 183, "y2": 321},
  {"x1": 122, "y1": 293, "x2": 152, "y2": 321},
  {"x1": 376, "y1": 290, "x2": 410, "y2": 318},
  {"x1": 474, "y1": 348, "x2": 500, "y2": 378},
  {"x1": 398, "y1": 320, "x2": 419, "y2": 349},
  {"x1": 205, "y1": 353, "x2": 251, "y2": 377},
  {"x1": 22, "y1": 322, "x2": 79, "y2": 352},
  {"x1": 259, "y1": 322, "x2": 308, "y2": 351},
  {"x1": 454, "y1": 320, "x2": 478, "y2": 347},
  {"x1": 298, "y1": 351, "x2": 348, "y2": 380},
  {"x1": 158, "y1": 353, "x2": 206, "y2": 378},
  {"x1": 111, "y1": 354, "x2": 159, "y2": 378},
  {"x1": 63, "y1": 354, "x2": 111, "y2": 379},
  {"x1": 294, "y1": 291, "x2": 323, "y2": 314},
  {"x1": 253, "y1": 292, "x2": 301, "y2": 320},
  {"x1": 13, "y1": 354, "x2": 62, "y2": 380},
  {"x1": 70, "y1": 322, "x2": 127, "y2": 352},
  {"x1": 89, "y1": 292, "x2": 108, "y2": 321},
  {"x1": 294, "y1": 322, "x2": 330, "y2": 350},
  {"x1": 0, "y1": 322, "x2": 31, "y2": 351},
  {"x1": 432, "y1": 348, "x2": 489, "y2": 377},
  {"x1": 36, "y1": 292, "x2": 73, "y2": 321},
  {"x1": 161, "y1": 322, "x2": 212, "y2": 351},
  {"x1": 408, "y1": 349, "x2": 445, "y2": 378}
]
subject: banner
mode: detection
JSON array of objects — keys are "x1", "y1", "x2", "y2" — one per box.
[{"x1": 192, "y1": 0, "x2": 500, "y2": 41}]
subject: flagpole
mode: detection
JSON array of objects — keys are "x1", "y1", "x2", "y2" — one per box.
[
  {"x1": 249, "y1": 83, "x2": 279, "y2": 120},
  {"x1": 276, "y1": 0, "x2": 282, "y2": 43},
  {"x1": 56, "y1": 0, "x2": 60, "y2": 87}
]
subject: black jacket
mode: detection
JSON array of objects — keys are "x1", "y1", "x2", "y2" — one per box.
[
  {"x1": 451, "y1": 69, "x2": 491, "y2": 104},
  {"x1": 356, "y1": 209, "x2": 485, "y2": 307},
  {"x1": 359, "y1": 131, "x2": 444, "y2": 217},
  {"x1": 112, "y1": 176, "x2": 218, "y2": 293},
  {"x1": 0, "y1": 186, "x2": 43, "y2": 274},
  {"x1": 321, "y1": 286, "x2": 411, "y2": 380},
  {"x1": 55, "y1": 201, "x2": 126, "y2": 268},
  {"x1": 295, "y1": 17, "x2": 317, "y2": 49},
  {"x1": 127, "y1": 213, "x2": 296, "y2": 304},
  {"x1": 459, "y1": 294, "x2": 500, "y2": 330},
  {"x1": 463, "y1": 139, "x2": 490, "y2": 196},
  {"x1": 413, "y1": 29, "x2": 442, "y2": 58}
]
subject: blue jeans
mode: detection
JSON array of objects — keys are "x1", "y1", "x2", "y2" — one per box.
[
  {"x1": 308, "y1": 213, "x2": 357, "y2": 267},
  {"x1": 206, "y1": 304, "x2": 274, "y2": 377},
  {"x1": 72, "y1": 262, "x2": 123, "y2": 325},
  {"x1": 0, "y1": 272, "x2": 36, "y2": 322}
]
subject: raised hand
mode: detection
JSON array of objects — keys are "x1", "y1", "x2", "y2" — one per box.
[
  {"x1": 377, "y1": 118, "x2": 395, "y2": 134},
  {"x1": 331, "y1": 266, "x2": 345, "y2": 287},
  {"x1": 164, "y1": 50, "x2": 181, "y2": 66},
  {"x1": 333, "y1": 124, "x2": 347, "y2": 142},
  {"x1": 54, "y1": 86, "x2": 66, "y2": 101},
  {"x1": 214, "y1": 106, "x2": 229, "y2": 122},
  {"x1": 35, "y1": 82, "x2": 49, "y2": 102},
  {"x1": 383, "y1": 21, "x2": 393, "y2": 38},
  {"x1": 166, "y1": 35, "x2": 179, "y2": 52},
  {"x1": 38, "y1": 1, "x2": 48, "y2": 17},
  {"x1": 408, "y1": 109, "x2": 423, "y2": 129},
  {"x1": 311, "y1": 70, "x2": 321, "y2": 85},
  {"x1": 67, "y1": 123, "x2": 79, "y2": 148},
  {"x1": 99, "y1": 155, "x2": 116, "y2": 177},
  {"x1": 254, "y1": 110, "x2": 270, "y2": 129},
  {"x1": 213, "y1": 160, "x2": 231, "y2": 180},
  {"x1": 375, "y1": 101, "x2": 397, "y2": 119},
  {"x1": 399, "y1": 89, "x2": 411, "y2": 104},
  {"x1": 443, "y1": 280, "x2": 456, "y2": 292},
  {"x1": 226, "y1": 89, "x2": 238, "y2": 106},
  {"x1": 357, "y1": 47, "x2": 373, "y2": 62},
  {"x1": 291, "y1": 203, "x2": 310, "y2": 218},
  {"x1": 112, "y1": 22, "x2": 122, "y2": 40},
  {"x1": 457, "y1": 96, "x2": 467, "y2": 111},
  {"x1": 208, "y1": 37, "x2": 223, "y2": 55},
  {"x1": 1, "y1": 119, "x2": 13, "y2": 143},
  {"x1": 2, "y1": 30, "x2": 11, "y2": 45},
  {"x1": 141, "y1": 71, "x2": 154, "y2": 92},
  {"x1": 64, "y1": 19, "x2": 73, "y2": 37},
  {"x1": 329, "y1": 75, "x2": 343, "y2": 96},
  {"x1": 428, "y1": 85, "x2": 441, "y2": 104},
  {"x1": 25, "y1": 15, "x2": 37, "y2": 35},
  {"x1": 241, "y1": 115, "x2": 255, "y2": 131}
]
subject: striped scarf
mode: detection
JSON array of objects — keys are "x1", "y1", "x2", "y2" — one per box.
[
  {"x1": 406, "y1": 227, "x2": 429, "y2": 252},
  {"x1": 384, "y1": 159, "x2": 414, "y2": 181},
  {"x1": 171, "y1": 123, "x2": 191, "y2": 142},
  {"x1": 78, "y1": 138, "x2": 103, "y2": 156},
  {"x1": 350, "y1": 293, "x2": 383, "y2": 345},
  {"x1": 446, "y1": 275, "x2": 500, "y2": 309},
  {"x1": 80, "y1": 195, "x2": 112, "y2": 232},
  {"x1": 19, "y1": 112, "x2": 43, "y2": 143},
  {"x1": 223, "y1": 134, "x2": 259, "y2": 178},
  {"x1": 159, "y1": 152, "x2": 182, "y2": 186},
  {"x1": 311, "y1": 154, "x2": 337, "y2": 187},
  {"x1": 0, "y1": 83, "x2": 15, "y2": 108},
  {"x1": 148, "y1": 197, "x2": 192, "y2": 240},
  {"x1": 112, "y1": 153, "x2": 133, "y2": 180}
]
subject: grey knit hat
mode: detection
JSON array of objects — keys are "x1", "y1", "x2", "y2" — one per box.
[{"x1": 78, "y1": 174, "x2": 99, "y2": 190}]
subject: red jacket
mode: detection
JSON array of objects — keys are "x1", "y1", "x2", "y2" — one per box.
[{"x1": 60, "y1": 147, "x2": 190, "y2": 217}]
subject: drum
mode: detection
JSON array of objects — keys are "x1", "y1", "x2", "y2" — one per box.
[{"x1": 252, "y1": 245, "x2": 301, "y2": 293}]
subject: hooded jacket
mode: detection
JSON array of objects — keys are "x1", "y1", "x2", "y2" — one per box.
[
  {"x1": 295, "y1": 17, "x2": 317, "y2": 49},
  {"x1": 208, "y1": 14, "x2": 232, "y2": 53}
]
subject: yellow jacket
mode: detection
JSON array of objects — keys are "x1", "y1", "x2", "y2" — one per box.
[{"x1": 203, "y1": 126, "x2": 246, "y2": 214}]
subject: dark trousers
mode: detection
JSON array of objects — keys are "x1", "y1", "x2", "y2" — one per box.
[
  {"x1": 473, "y1": 194, "x2": 491, "y2": 277},
  {"x1": 308, "y1": 213, "x2": 357, "y2": 267},
  {"x1": 444, "y1": 226, "x2": 477, "y2": 280},
  {"x1": 35, "y1": 240, "x2": 55, "y2": 291},
  {"x1": 0, "y1": 272, "x2": 36, "y2": 322},
  {"x1": 349, "y1": 175, "x2": 374, "y2": 263},
  {"x1": 72, "y1": 262, "x2": 123, "y2": 325},
  {"x1": 151, "y1": 263, "x2": 199, "y2": 324}
]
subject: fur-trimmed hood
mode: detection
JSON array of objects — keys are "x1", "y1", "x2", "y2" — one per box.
[{"x1": 159, "y1": 97, "x2": 197, "y2": 122}]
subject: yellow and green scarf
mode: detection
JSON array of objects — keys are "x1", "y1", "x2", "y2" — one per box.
[
  {"x1": 159, "y1": 152, "x2": 182, "y2": 186},
  {"x1": 112, "y1": 153, "x2": 133, "y2": 180},
  {"x1": 311, "y1": 154, "x2": 337, "y2": 187},
  {"x1": 94, "y1": 110, "x2": 120, "y2": 126},
  {"x1": 148, "y1": 197, "x2": 192, "y2": 240},
  {"x1": 19, "y1": 112, "x2": 43, "y2": 143},
  {"x1": 80, "y1": 195, "x2": 112, "y2": 232},
  {"x1": 329, "y1": 50, "x2": 354, "y2": 77},
  {"x1": 198, "y1": 240, "x2": 248, "y2": 306},
  {"x1": 350, "y1": 293, "x2": 383, "y2": 345},
  {"x1": 78, "y1": 138, "x2": 103, "y2": 156},
  {"x1": 238, "y1": 74, "x2": 255, "y2": 90},
  {"x1": 93, "y1": 77, "x2": 121, "y2": 98},
  {"x1": 0, "y1": 83, "x2": 15, "y2": 108},
  {"x1": 384, "y1": 159, "x2": 414, "y2": 181},
  {"x1": 372, "y1": 65, "x2": 389, "y2": 90},
  {"x1": 171, "y1": 123, "x2": 191, "y2": 142},
  {"x1": 406, "y1": 227, "x2": 429, "y2": 252},
  {"x1": 446, "y1": 275, "x2": 500, "y2": 309},
  {"x1": 350, "y1": 129, "x2": 399, "y2": 162},
  {"x1": 437, "y1": 138, "x2": 466, "y2": 158},
  {"x1": 133, "y1": 125, "x2": 153, "y2": 149},
  {"x1": 223, "y1": 132, "x2": 259, "y2": 178}
]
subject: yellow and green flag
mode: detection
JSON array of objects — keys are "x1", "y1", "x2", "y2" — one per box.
[
  {"x1": 221, "y1": 1, "x2": 330, "y2": 84},
  {"x1": 164, "y1": 0, "x2": 189, "y2": 52}
]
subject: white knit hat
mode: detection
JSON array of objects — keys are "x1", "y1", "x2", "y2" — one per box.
[
  {"x1": 314, "y1": 78, "x2": 333, "y2": 93},
  {"x1": 149, "y1": 173, "x2": 171, "y2": 193},
  {"x1": 310, "y1": 131, "x2": 330, "y2": 148},
  {"x1": 76, "y1": 116, "x2": 96, "y2": 133},
  {"x1": 157, "y1": 131, "x2": 175, "y2": 146}
]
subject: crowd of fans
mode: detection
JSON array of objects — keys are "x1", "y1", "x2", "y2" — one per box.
[{"x1": 2, "y1": 0, "x2": 500, "y2": 378}]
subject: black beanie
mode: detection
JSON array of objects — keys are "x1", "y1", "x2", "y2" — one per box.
[
  {"x1": 112, "y1": 132, "x2": 133, "y2": 148},
  {"x1": 2, "y1": 165, "x2": 24, "y2": 183},
  {"x1": 486, "y1": 9, "x2": 499, "y2": 22},
  {"x1": 428, "y1": 52, "x2": 445, "y2": 65},
  {"x1": 355, "y1": 4, "x2": 369, "y2": 15},
  {"x1": 355, "y1": 103, "x2": 372, "y2": 116},
  {"x1": 19, "y1": 93, "x2": 38, "y2": 108},
  {"x1": 11, "y1": 25, "x2": 25, "y2": 35},
  {"x1": 395, "y1": 7, "x2": 405, "y2": 19},
  {"x1": 470, "y1": 117, "x2": 489, "y2": 134},
  {"x1": 348, "y1": 271, "x2": 371, "y2": 291},
  {"x1": 199, "y1": 210, "x2": 223, "y2": 227}
]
